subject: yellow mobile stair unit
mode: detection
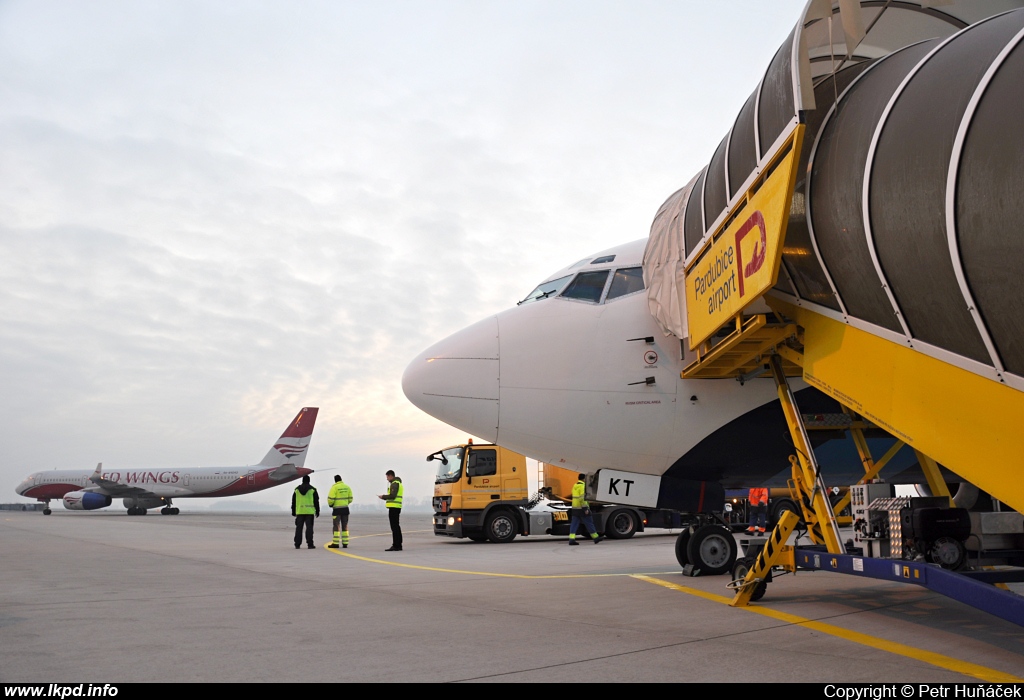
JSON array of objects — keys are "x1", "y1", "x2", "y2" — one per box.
[{"x1": 642, "y1": 1, "x2": 1024, "y2": 626}]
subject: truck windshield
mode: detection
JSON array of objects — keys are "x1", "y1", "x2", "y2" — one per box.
[{"x1": 434, "y1": 448, "x2": 465, "y2": 484}]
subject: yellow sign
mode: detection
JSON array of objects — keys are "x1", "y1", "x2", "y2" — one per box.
[{"x1": 685, "y1": 130, "x2": 802, "y2": 349}]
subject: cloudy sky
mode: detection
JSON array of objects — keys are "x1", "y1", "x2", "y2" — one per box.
[{"x1": 0, "y1": 0, "x2": 807, "y2": 510}]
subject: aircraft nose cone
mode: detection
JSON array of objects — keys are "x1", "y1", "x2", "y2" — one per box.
[
  {"x1": 402, "y1": 316, "x2": 499, "y2": 442},
  {"x1": 15, "y1": 476, "x2": 33, "y2": 496}
]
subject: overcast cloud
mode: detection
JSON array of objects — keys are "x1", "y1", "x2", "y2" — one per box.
[{"x1": 0, "y1": 0, "x2": 807, "y2": 509}]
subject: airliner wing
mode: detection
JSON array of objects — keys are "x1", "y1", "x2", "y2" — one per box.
[{"x1": 88, "y1": 463, "x2": 152, "y2": 497}]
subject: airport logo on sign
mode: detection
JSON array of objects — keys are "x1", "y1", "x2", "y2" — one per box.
[{"x1": 735, "y1": 211, "x2": 767, "y2": 296}]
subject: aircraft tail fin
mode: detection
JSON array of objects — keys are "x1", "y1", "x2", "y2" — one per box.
[{"x1": 258, "y1": 407, "x2": 319, "y2": 468}]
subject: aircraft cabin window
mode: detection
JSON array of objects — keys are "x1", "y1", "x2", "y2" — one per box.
[
  {"x1": 561, "y1": 270, "x2": 610, "y2": 303},
  {"x1": 519, "y1": 274, "x2": 573, "y2": 305},
  {"x1": 606, "y1": 267, "x2": 645, "y2": 301},
  {"x1": 591, "y1": 255, "x2": 615, "y2": 264}
]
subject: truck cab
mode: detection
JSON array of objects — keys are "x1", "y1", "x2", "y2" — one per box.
[{"x1": 430, "y1": 442, "x2": 530, "y2": 542}]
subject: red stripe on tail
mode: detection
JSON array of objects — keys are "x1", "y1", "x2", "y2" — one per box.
[{"x1": 278, "y1": 407, "x2": 319, "y2": 439}]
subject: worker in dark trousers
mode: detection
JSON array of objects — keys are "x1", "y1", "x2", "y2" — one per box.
[
  {"x1": 327, "y1": 474, "x2": 353, "y2": 549},
  {"x1": 378, "y1": 469, "x2": 403, "y2": 551},
  {"x1": 291, "y1": 475, "x2": 320, "y2": 549},
  {"x1": 569, "y1": 473, "x2": 605, "y2": 546},
  {"x1": 746, "y1": 487, "x2": 769, "y2": 535}
]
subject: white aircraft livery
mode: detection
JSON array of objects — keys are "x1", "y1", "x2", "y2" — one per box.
[
  {"x1": 401, "y1": 239, "x2": 913, "y2": 513},
  {"x1": 15, "y1": 407, "x2": 319, "y2": 515},
  {"x1": 403, "y1": 1, "x2": 1024, "y2": 518}
]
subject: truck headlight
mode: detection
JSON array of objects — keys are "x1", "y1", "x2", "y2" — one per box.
[{"x1": 447, "y1": 516, "x2": 455, "y2": 526}]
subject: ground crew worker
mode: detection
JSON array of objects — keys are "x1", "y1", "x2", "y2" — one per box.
[
  {"x1": 291, "y1": 475, "x2": 320, "y2": 549},
  {"x1": 378, "y1": 469, "x2": 403, "y2": 551},
  {"x1": 747, "y1": 487, "x2": 769, "y2": 535},
  {"x1": 568, "y1": 473, "x2": 604, "y2": 546},
  {"x1": 327, "y1": 474, "x2": 353, "y2": 549}
]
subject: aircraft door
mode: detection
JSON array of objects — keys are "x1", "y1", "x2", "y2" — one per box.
[
  {"x1": 463, "y1": 448, "x2": 499, "y2": 509},
  {"x1": 247, "y1": 469, "x2": 256, "y2": 487},
  {"x1": 183, "y1": 472, "x2": 190, "y2": 487}
]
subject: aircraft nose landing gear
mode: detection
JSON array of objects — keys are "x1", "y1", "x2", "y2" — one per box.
[{"x1": 675, "y1": 520, "x2": 738, "y2": 576}]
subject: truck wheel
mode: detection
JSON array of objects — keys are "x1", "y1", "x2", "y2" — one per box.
[
  {"x1": 731, "y1": 557, "x2": 766, "y2": 601},
  {"x1": 769, "y1": 499, "x2": 798, "y2": 527},
  {"x1": 686, "y1": 525, "x2": 737, "y2": 576},
  {"x1": 605, "y1": 509, "x2": 639, "y2": 539},
  {"x1": 674, "y1": 530, "x2": 692, "y2": 568},
  {"x1": 485, "y1": 510, "x2": 518, "y2": 544}
]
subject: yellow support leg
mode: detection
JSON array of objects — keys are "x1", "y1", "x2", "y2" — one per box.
[
  {"x1": 916, "y1": 449, "x2": 954, "y2": 507},
  {"x1": 835, "y1": 421, "x2": 909, "y2": 513},
  {"x1": 769, "y1": 354, "x2": 844, "y2": 555},
  {"x1": 731, "y1": 510, "x2": 801, "y2": 607}
]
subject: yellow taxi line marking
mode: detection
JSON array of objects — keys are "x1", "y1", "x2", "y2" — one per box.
[
  {"x1": 631, "y1": 575, "x2": 1024, "y2": 683},
  {"x1": 325, "y1": 535, "x2": 1023, "y2": 681},
  {"x1": 344, "y1": 529, "x2": 432, "y2": 539},
  {"x1": 324, "y1": 541, "x2": 674, "y2": 578},
  {"x1": 327, "y1": 547, "x2": 676, "y2": 578}
]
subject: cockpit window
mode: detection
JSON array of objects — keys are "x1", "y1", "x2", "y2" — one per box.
[
  {"x1": 606, "y1": 267, "x2": 645, "y2": 300},
  {"x1": 560, "y1": 270, "x2": 609, "y2": 303},
  {"x1": 518, "y1": 274, "x2": 573, "y2": 305},
  {"x1": 591, "y1": 255, "x2": 615, "y2": 264}
]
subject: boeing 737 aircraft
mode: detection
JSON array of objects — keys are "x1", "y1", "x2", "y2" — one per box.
[
  {"x1": 15, "y1": 407, "x2": 318, "y2": 515},
  {"x1": 403, "y1": 240, "x2": 914, "y2": 500},
  {"x1": 404, "y1": 1, "x2": 1024, "y2": 572}
]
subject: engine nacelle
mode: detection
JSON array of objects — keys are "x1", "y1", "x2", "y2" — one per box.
[
  {"x1": 123, "y1": 496, "x2": 164, "y2": 510},
  {"x1": 63, "y1": 491, "x2": 113, "y2": 511}
]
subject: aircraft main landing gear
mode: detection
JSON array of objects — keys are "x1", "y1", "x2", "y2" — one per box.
[
  {"x1": 127, "y1": 507, "x2": 148, "y2": 516},
  {"x1": 160, "y1": 507, "x2": 180, "y2": 515}
]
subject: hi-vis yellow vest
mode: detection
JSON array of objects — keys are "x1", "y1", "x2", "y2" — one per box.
[
  {"x1": 572, "y1": 480, "x2": 589, "y2": 509},
  {"x1": 386, "y1": 479, "x2": 404, "y2": 509},
  {"x1": 294, "y1": 487, "x2": 316, "y2": 515},
  {"x1": 328, "y1": 482, "x2": 353, "y2": 508}
]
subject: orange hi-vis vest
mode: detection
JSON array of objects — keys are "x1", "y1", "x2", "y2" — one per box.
[{"x1": 748, "y1": 488, "x2": 769, "y2": 506}]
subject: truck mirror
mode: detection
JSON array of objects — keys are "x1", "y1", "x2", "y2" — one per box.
[{"x1": 426, "y1": 454, "x2": 434, "y2": 462}]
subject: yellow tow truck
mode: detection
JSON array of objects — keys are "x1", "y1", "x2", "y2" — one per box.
[{"x1": 427, "y1": 441, "x2": 688, "y2": 543}]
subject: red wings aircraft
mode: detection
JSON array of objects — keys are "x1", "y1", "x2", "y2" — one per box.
[{"x1": 15, "y1": 407, "x2": 318, "y2": 515}]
